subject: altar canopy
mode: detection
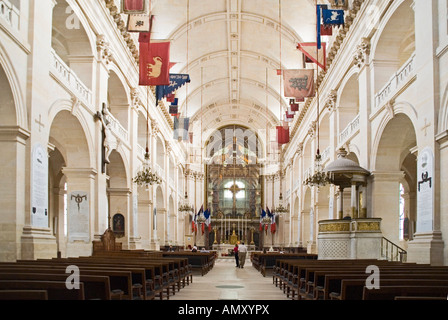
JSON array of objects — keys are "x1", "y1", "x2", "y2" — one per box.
[{"x1": 205, "y1": 125, "x2": 264, "y2": 247}]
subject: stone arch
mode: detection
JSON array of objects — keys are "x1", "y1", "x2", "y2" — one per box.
[
  {"x1": 156, "y1": 135, "x2": 165, "y2": 171},
  {"x1": 49, "y1": 110, "x2": 91, "y2": 169},
  {"x1": 372, "y1": 113, "x2": 417, "y2": 244},
  {"x1": 52, "y1": 0, "x2": 97, "y2": 88},
  {"x1": 371, "y1": 0, "x2": 415, "y2": 93},
  {"x1": 438, "y1": 83, "x2": 448, "y2": 133},
  {"x1": 107, "y1": 69, "x2": 131, "y2": 131},
  {"x1": 0, "y1": 48, "x2": 26, "y2": 128},
  {"x1": 337, "y1": 71, "x2": 359, "y2": 136},
  {"x1": 49, "y1": 110, "x2": 93, "y2": 256},
  {"x1": 48, "y1": 99, "x2": 95, "y2": 167}
]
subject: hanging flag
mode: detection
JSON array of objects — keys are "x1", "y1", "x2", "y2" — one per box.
[
  {"x1": 173, "y1": 116, "x2": 190, "y2": 141},
  {"x1": 166, "y1": 93, "x2": 175, "y2": 103},
  {"x1": 297, "y1": 43, "x2": 326, "y2": 70},
  {"x1": 289, "y1": 99, "x2": 299, "y2": 112},
  {"x1": 283, "y1": 114, "x2": 293, "y2": 123},
  {"x1": 322, "y1": 8, "x2": 345, "y2": 27},
  {"x1": 127, "y1": 14, "x2": 151, "y2": 32},
  {"x1": 321, "y1": 25, "x2": 333, "y2": 36},
  {"x1": 283, "y1": 69, "x2": 315, "y2": 100},
  {"x1": 169, "y1": 98, "x2": 179, "y2": 115},
  {"x1": 260, "y1": 208, "x2": 266, "y2": 231},
  {"x1": 276, "y1": 125, "x2": 290, "y2": 145},
  {"x1": 122, "y1": 0, "x2": 148, "y2": 14},
  {"x1": 155, "y1": 74, "x2": 191, "y2": 101},
  {"x1": 287, "y1": 106, "x2": 295, "y2": 117},
  {"x1": 169, "y1": 105, "x2": 179, "y2": 116},
  {"x1": 271, "y1": 214, "x2": 276, "y2": 234},
  {"x1": 139, "y1": 40, "x2": 171, "y2": 86},
  {"x1": 192, "y1": 212, "x2": 197, "y2": 233},
  {"x1": 204, "y1": 209, "x2": 212, "y2": 233}
]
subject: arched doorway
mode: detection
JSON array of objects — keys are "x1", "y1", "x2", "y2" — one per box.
[
  {"x1": 0, "y1": 61, "x2": 27, "y2": 261},
  {"x1": 106, "y1": 150, "x2": 130, "y2": 248},
  {"x1": 373, "y1": 113, "x2": 417, "y2": 247},
  {"x1": 49, "y1": 110, "x2": 91, "y2": 257}
]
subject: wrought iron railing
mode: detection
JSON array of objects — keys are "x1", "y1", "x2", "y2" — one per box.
[{"x1": 381, "y1": 237, "x2": 407, "y2": 263}]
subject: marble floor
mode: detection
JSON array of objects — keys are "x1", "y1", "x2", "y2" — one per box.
[{"x1": 170, "y1": 257, "x2": 290, "y2": 300}]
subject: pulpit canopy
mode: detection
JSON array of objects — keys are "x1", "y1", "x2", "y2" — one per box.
[{"x1": 325, "y1": 148, "x2": 370, "y2": 188}]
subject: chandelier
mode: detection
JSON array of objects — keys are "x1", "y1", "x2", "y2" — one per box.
[
  {"x1": 178, "y1": 192, "x2": 194, "y2": 214},
  {"x1": 133, "y1": 151, "x2": 162, "y2": 187},
  {"x1": 304, "y1": 151, "x2": 330, "y2": 188},
  {"x1": 273, "y1": 193, "x2": 289, "y2": 215}
]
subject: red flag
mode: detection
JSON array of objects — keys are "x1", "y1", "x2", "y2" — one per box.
[
  {"x1": 139, "y1": 40, "x2": 171, "y2": 86},
  {"x1": 320, "y1": 25, "x2": 333, "y2": 36},
  {"x1": 123, "y1": 0, "x2": 147, "y2": 13},
  {"x1": 276, "y1": 125, "x2": 290, "y2": 145},
  {"x1": 289, "y1": 99, "x2": 299, "y2": 112}
]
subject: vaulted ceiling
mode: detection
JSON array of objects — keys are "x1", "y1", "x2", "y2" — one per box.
[{"x1": 149, "y1": 0, "x2": 322, "y2": 142}]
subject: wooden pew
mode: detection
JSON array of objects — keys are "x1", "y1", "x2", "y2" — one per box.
[
  {"x1": 316, "y1": 271, "x2": 448, "y2": 300},
  {"x1": 0, "y1": 290, "x2": 48, "y2": 300},
  {"x1": 332, "y1": 279, "x2": 448, "y2": 300},
  {"x1": 329, "y1": 276, "x2": 448, "y2": 300},
  {"x1": 0, "y1": 261, "x2": 142, "y2": 300},
  {"x1": 254, "y1": 253, "x2": 318, "y2": 277},
  {"x1": 0, "y1": 280, "x2": 85, "y2": 300},
  {"x1": 0, "y1": 272, "x2": 111, "y2": 300}
]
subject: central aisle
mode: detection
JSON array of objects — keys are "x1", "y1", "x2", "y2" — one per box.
[{"x1": 170, "y1": 257, "x2": 290, "y2": 300}]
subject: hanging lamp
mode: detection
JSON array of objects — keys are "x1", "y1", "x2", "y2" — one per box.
[
  {"x1": 133, "y1": 88, "x2": 162, "y2": 187},
  {"x1": 304, "y1": 2, "x2": 330, "y2": 188}
]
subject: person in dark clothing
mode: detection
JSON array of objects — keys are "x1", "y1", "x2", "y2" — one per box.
[{"x1": 234, "y1": 244, "x2": 239, "y2": 267}]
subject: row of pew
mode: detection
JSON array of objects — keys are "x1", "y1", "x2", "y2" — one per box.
[
  {"x1": 271, "y1": 258, "x2": 448, "y2": 300},
  {"x1": 250, "y1": 252, "x2": 318, "y2": 277},
  {"x1": 0, "y1": 249, "x2": 216, "y2": 300}
]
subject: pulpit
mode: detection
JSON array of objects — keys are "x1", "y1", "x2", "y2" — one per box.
[
  {"x1": 317, "y1": 218, "x2": 383, "y2": 260},
  {"x1": 92, "y1": 228, "x2": 122, "y2": 254}
]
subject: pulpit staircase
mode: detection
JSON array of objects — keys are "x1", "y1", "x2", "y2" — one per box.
[{"x1": 381, "y1": 237, "x2": 407, "y2": 262}]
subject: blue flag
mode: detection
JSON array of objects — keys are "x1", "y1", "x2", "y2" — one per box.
[
  {"x1": 322, "y1": 9, "x2": 345, "y2": 27},
  {"x1": 156, "y1": 74, "x2": 191, "y2": 101}
]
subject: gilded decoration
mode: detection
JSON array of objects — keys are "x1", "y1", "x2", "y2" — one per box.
[
  {"x1": 356, "y1": 221, "x2": 381, "y2": 231},
  {"x1": 319, "y1": 221, "x2": 350, "y2": 232}
]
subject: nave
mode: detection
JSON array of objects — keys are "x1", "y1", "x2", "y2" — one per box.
[{"x1": 170, "y1": 257, "x2": 289, "y2": 301}]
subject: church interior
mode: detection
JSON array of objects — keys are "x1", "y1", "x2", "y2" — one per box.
[{"x1": 1, "y1": 0, "x2": 448, "y2": 302}]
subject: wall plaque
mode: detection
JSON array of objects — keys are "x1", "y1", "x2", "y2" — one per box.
[
  {"x1": 31, "y1": 144, "x2": 49, "y2": 228},
  {"x1": 416, "y1": 147, "x2": 434, "y2": 233}
]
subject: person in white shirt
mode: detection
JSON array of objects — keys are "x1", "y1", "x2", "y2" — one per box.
[{"x1": 238, "y1": 242, "x2": 248, "y2": 268}]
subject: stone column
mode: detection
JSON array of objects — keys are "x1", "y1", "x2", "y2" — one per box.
[
  {"x1": 21, "y1": 0, "x2": 57, "y2": 261},
  {"x1": 337, "y1": 187, "x2": 344, "y2": 220},
  {"x1": 407, "y1": 0, "x2": 444, "y2": 266},
  {"x1": 0, "y1": 128, "x2": 30, "y2": 261},
  {"x1": 350, "y1": 181, "x2": 357, "y2": 219}
]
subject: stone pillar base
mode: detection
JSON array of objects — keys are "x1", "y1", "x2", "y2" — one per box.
[
  {"x1": 407, "y1": 231, "x2": 444, "y2": 266},
  {"x1": 150, "y1": 239, "x2": 160, "y2": 251},
  {"x1": 20, "y1": 226, "x2": 57, "y2": 260}
]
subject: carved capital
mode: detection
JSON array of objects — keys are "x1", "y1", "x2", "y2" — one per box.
[
  {"x1": 308, "y1": 120, "x2": 317, "y2": 138},
  {"x1": 326, "y1": 90, "x2": 338, "y2": 112},
  {"x1": 353, "y1": 38, "x2": 370, "y2": 68},
  {"x1": 131, "y1": 88, "x2": 142, "y2": 108},
  {"x1": 97, "y1": 35, "x2": 113, "y2": 64}
]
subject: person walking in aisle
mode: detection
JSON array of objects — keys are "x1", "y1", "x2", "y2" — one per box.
[
  {"x1": 233, "y1": 243, "x2": 239, "y2": 268},
  {"x1": 238, "y1": 242, "x2": 248, "y2": 268}
]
